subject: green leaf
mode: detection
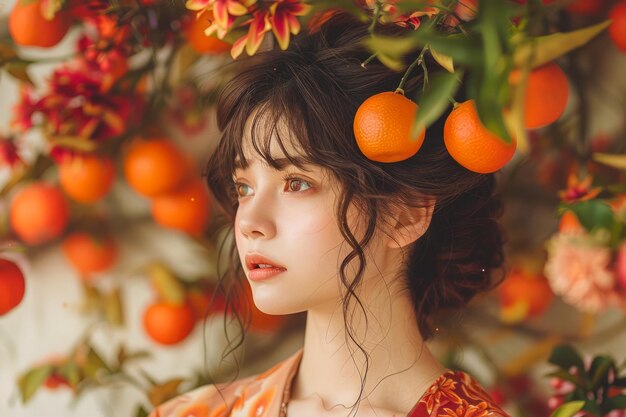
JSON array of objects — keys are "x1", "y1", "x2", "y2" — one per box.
[
  {"x1": 569, "y1": 200, "x2": 615, "y2": 232},
  {"x1": 548, "y1": 345, "x2": 585, "y2": 373},
  {"x1": 148, "y1": 378, "x2": 184, "y2": 407},
  {"x1": 582, "y1": 400, "x2": 603, "y2": 417},
  {"x1": 545, "y1": 370, "x2": 583, "y2": 388},
  {"x1": 134, "y1": 406, "x2": 149, "y2": 417},
  {"x1": 17, "y1": 365, "x2": 54, "y2": 404},
  {"x1": 513, "y1": 20, "x2": 610, "y2": 69},
  {"x1": 414, "y1": 32, "x2": 483, "y2": 67},
  {"x1": 5, "y1": 61, "x2": 34, "y2": 85},
  {"x1": 430, "y1": 48, "x2": 454, "y2": 73},
  {"x1": 48, "y1": 136, "x2": 98, "y2": 153},
  {"x1": 468, "y1": 68, "x2": 513, "y2": 144},
  {"x1": 550, "y1": 401, "x2": 586, "y2": 417},
  {"x1": 604, "y1": 395, "x2": 626, "y2": 412},
  {"x1": 364, "y1": 35, "x2": 415, "y2": 61},
  {"x1": 83, "y1": 346, "x2": 110, "y2": 379},
  {"x1": 58, "y1": 361, "x2": 82, "y2": 388},
  {"x1": 102, "y1": 287, "x2": 124, "y2": 327},
  {"x1": 412, "y1": 70, "x2": 462, "y2": 136},
  {"x1": 147, "y1": 263, "x2": 185, "y2": 304},
  {"x1": 0, "y1": 42, "x2": 18, "y2": 64},
  {"x1": 589, "y1": 355, "x2": 614, "y2": 390},
  {"x1": 593, "y1": 153, "x2": 626, "y2": 171}
]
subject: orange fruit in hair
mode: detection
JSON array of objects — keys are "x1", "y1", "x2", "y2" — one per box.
[
  {"x1": 9, "y1": 0, "x2": 71, "y2": 48},
  {"x1": 186, "y1": 12, "x2": 231, "y2": 54},
  {"x1": 443, "y1": 100, "x2": 517, "y2": 173},
  {"x1": 58, "y1": 154, "x2": 116, "y2": 203},
  {"x1": 143, "y1": 301, "x2": 195, "y2": 345},
  {"x1": 10, "y1": 182, "x2": 69, "y2": 245},
  {"x1": 566, "y1": 0, "x2": 604, "y2": 14},
  {"x1": 62, "y1": 232, "x2": 118, "y2": 276},
  {"x1": 0, "y1": 258, "x2": 26, "y2": 316},
  {"x1": 353, "y1": 91, "x2": 426, "y2": 163},
  {"x1": 510, "y1": 62, "x2": 569, "y2": 129},
  {"x1": 151, "y1": 177, "x2": 211, "y2": 236},
  {"x1": 123, "y1": 139, "x2": 192, "y2": 197},
  {"x1": 609, "y1": 1, "x2": 626, "y2": 53}
]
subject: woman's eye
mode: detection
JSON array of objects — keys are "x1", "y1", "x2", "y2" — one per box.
[
  {"x1": 285, "y1": 178, "x2": 312, "y2": 192},
  {"x1": 235, "y1": 183, "x2": 253, "y2": 197}
]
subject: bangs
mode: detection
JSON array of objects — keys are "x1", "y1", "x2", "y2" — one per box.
[{"x1": 230, "y1": 99, "x2": 318, "y2": 173}]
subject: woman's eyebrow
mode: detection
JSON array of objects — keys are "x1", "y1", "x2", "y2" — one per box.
[{"x1": 234, "y1": 156, "x2": 314, "y2": 171}]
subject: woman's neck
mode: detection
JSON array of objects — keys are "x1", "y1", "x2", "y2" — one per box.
[{"x1": 289, "y1": 275, "x2": 445, "y2": 415}]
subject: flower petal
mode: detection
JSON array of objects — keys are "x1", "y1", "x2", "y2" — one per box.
[
  {"x1": 185, "y1": 0, "x2": 212, "y2": 11},
  {"x1": 227, "y1": 0, "x2": 249, "y2": 16},
  {"x1": 246, "y1": 11, "x2": 270, "y2": 55},
  {"x1": 270, "y1": 11, "x2": 290, "y2": 50},
  {"x1": 287, "y1": 14, "x2": 300, "y2": 35},
  {"x1": 231, "y1": 35, "x2": 248, "y2": 59},
  {"x1": 213, "y1": 0, "x2": 230, "y2": 28}
]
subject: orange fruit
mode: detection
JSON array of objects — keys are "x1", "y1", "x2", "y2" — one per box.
[
  {"x1": 566, "y1": 0, "x2": 604, "y2": 14},
  {"x1": 499, "y1": 269, "x2": 554, "y2": 323},
  {"x1": 186, "y1": 13, "x2": 231, "y2": 54},
  {"x1": 151, "y1": 177, "x2": 211, "y2": 236},
  {"x1": 58, "y1": 154, "x2": 116, "y2": 203},
  {"x1": 123, "y1": 139, "x2": 192, "y2": 197},
  {"x1": 443, "y1": 100, "x2": 517, "y2": 173},
  {"x1": 353, "y1": 91, "x2": 426, "y2": 163},
  {"x1": 62, "y1": 232, "x2": 118, "y2": 275},
  {"x1": 9, "y1": 0, "x2": 71, "y2": 48},
  {"x1": 0, "y1": 258, "x2": 26, "y2": 315},
  {"x1": 609, "y1": 1, "x2": 626, "y2": 53},
  {"x1": 10, "y1": 182, "x2": 69, "y2": 245},
  {"x1": 510, "y1": 62, "x2": 569, "y2": 129},
  {"x1": 143, "y1": 301, "x2": 195, "y2": 345}
]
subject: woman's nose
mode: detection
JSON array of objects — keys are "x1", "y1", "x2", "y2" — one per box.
[{"x1": 236, "y1": 197, "x2": 276, "y2": 240}]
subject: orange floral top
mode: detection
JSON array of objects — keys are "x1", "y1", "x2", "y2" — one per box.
[{"x1": 149, "y1": 348, "x2": 510, "y2": 417}]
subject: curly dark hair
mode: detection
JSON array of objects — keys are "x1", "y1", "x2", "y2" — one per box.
[{"x1": 204, "y1": 8, "x2": 506, "y2": 393}]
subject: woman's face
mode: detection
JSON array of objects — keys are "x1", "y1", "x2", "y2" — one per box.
[{"x1": 232, "y1": 122, "x2": 393, "y2": 316}]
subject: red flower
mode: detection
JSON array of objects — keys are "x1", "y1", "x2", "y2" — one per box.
[
  {"x1": 186, "y1": 0, "x2": 311, "y2": 58},
  {"x1": 28, "y1": 63, "x2": 143, "y2": 151},
  {"x1": 269, "y1": 0, "x2": 311, "y2": 50},
  {"x1": 0, "y1": 136, "x2": 22, "y2": 168},
  {"x1": 12, "y1": 87, "x2": 39, "y2": 132},
  {"x1": 558, "y1": 171, "x2": 602, "y2": 203}
]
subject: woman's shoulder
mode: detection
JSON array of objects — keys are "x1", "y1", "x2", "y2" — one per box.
[
  {"x1": 148, "y1": 349, "x2": 303, "y2": 417},
  {"x1": 410, "y1": 369, "x2": 510, "y2": 417}
]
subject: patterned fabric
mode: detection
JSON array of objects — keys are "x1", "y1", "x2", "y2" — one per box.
[{"x1": 149, "y1": 348, "x2": 510, "y2": 417}]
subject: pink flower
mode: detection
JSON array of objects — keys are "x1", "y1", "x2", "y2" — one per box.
[{"x1": 544, "y1": 232, "x2": 621, "y2": 313}]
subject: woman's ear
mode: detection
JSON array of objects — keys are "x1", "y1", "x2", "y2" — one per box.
[{"x1": 386, "y1": 199, "x2": 435, "y2": 249}]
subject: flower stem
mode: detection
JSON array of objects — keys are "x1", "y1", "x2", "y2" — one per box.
[
  {"x1": 361, "y1": 52, "x2": 378, "y2": 68},
  {"x1": 395, "y1": 45, "x2": 429, "y2": 94},
  {"x1": 369, "y1": 1, "x2": 382, "y2": 34}
]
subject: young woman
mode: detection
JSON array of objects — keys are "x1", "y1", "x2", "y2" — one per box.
[{"x1": 150, "y1": 10, "x2": 509, "y2": 417}]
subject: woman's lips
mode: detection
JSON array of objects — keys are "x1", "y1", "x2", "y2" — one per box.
[{"x1": 245, "y1": 253, "x2": 286, "y2": 281}]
